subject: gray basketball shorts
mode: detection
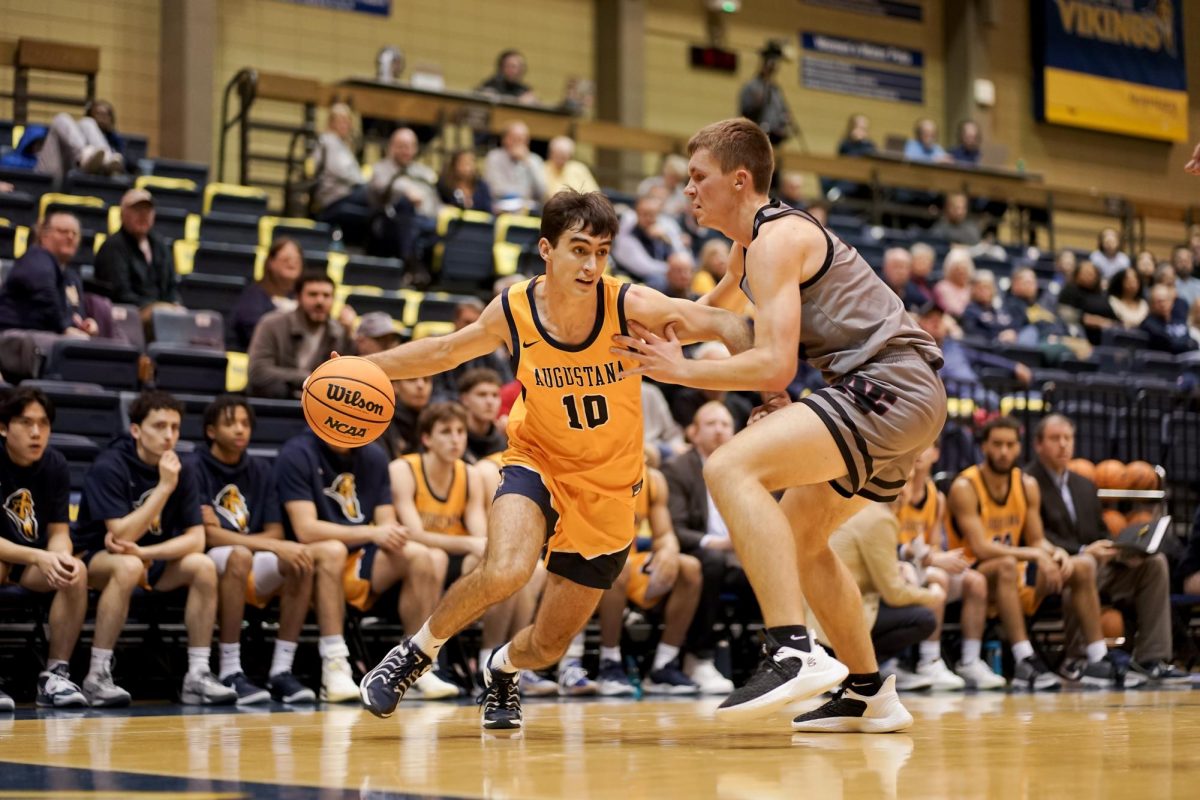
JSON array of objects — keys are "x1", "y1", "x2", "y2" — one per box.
[{"x1": 799, "y1": 348, "x2": 946, "y2": 503}]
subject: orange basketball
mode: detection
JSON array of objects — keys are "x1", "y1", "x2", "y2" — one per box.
[
  {"x1": 1100, "y1": 607, "x2": 1125, "y2": 639},
  {"x1": 1095, "y1": 459, "x2": 1128, "y2": 490},
  {"x1": 1125, "y1": 461, "x2": 1158, "y2": 491},
  {"x1": 1102, "y1": 509, "x2": 1127, "y2": 536},
  {"x1": 302, "y1": 356, "x2": 395, "y2": 448},
  {"x1": 1068, "y1": 458, "x2": 1096, "y2": 483},
  {"x1": 1126, "y1": 509, "x2": 1155, "y2": 528}
]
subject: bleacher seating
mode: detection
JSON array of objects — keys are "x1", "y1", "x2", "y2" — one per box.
[
  {"x1": 0, "y1": 167, "x2": 51, "y2": 200},
  {"x1": 22, "y1": 380, "x2": 122, "y2": 443},
  {"x1": 199, "y1": 212, "x2": 260, "y2": 246},
  {"x1": 148, "y1": 344, "x2": 228, "y2": 394},
  {"x1": 0, "y1": 192, "x2": 36, "y2": 227},
  {"x1": 42, "y1": 339, "x2": 140, "y2": 390},
  {"x1": 65, "y1": 172, "x2": 132, "y2": 206},
  {"x1": 151, "y1": 307, "x2": 225, "y2": 350},
  {"x1": 178, "y1": 272, "x2": 248, "y2": 319},
  {"x1": 136, "y1": 176, "x2": 203, "y2": 215},
  {"x1": 191, "y1": 242, "x2": 258, "y2": 280},
  {"x1": 341, "y1": 254, "x2": 406, "y2": 291},
  {"x1": 148, "y1": 158, "x2": 209, "y2": 186}
]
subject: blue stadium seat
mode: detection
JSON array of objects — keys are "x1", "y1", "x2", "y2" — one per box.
[
  {"x1": 246, "y1": 398, "x2": 307, "y2": 448},
  {"x1": 109, "y1": 304, "x2": 145, "y2": 351},
  {"x1": 0, "y1": 224, "x2": 17, "y2": 259},
  {"x1": 438, "y1": 215, "x2": 496, "y2": 288},
  {"x1": 148, "y1": 344, "x2": 227, "y2": 393},
  {"x1": 417, "y1": 292, "x2": 476, "y2": 323},
  {"x1": 1133, "y1": 350, "x2": 1182, "y2": 381},
  {"x1": 303, "y1": 250, "x2": 330, "y2": 273},
  {"x1": 345, "y1": 291, "x2": 409, "y2": 321},
  {"x1": 0, "y1": 191, "x2": 37, "y2": 228},
  {"x1": 178, "y1": 272, "x2": 248, "y2": 317},
  {"x1": 200, "y1": 212, "x2": 260, "y2": 246},
  {"x1": 0, "y1": 168, "x2": 51, "y2": 201},
  {"x1": 153, "y1": 207, "x2": 189, "y2": 243},
  {"x1": 272, "y1": 220, "x2": 333, "y2": 253},
  {"x1": 192, "y1": 242, "x2": 258, "y2": 280},
  {"x1": 22, "y1": 380, "x2": 122, "y2": 442},
  {"x1": 149, "y1": 158, "x2": 209, "y2": 187},
  {"x1": 48, "y1": 432, "x2": 102, "y2": 490},
  {"x1": 65, "y1": 172, "x2": 132, "y2": 207},
  {"x1": 42, "y1": 339, "x2": 140, "y2": 390},
  {"x1": 342, "y1": 255, "x2": 406, "y2": 292},
  {"x1": 151, "y1": 307, "x2": 225, "y2": 350}
]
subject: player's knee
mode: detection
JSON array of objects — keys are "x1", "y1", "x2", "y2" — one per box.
[
  {"x1": 702, "y1": 447, "x2": 741, "y2": 490},
  {"x1": 186, "y1": 552, "x2": 219, "y2": 590},
  {"x1": 1071, "y1": 554, "x2": 1096, "y2": 584},
  {"x1": 992, "y1": 556, "x2": 1018, "y2": 580},
  {"x1": 964, "y1": 569, "x2": 987, "y2": 598},
  {"x1": 530, "y1": 624, "x2": 573, "y2": 663},
  {"x1": 679, "y1": 554, "x2": 702, "y2": 587},
  {"x1": 478, "y1": 560, "x2": 531, "y2": 601},
  {"x1": 225, "y1": 546, "x2": 253, "y2": 579},
  {"x1": 924, "y1": 566, "x2": 948, "y2": 588},
  {"x1": 427, "y1": 547, "x2": 449, "y2": 577},
  {"x1": 113, "y1": 555, "x2": 144, "y2": 589},
  {"x1": 311, "y1": 540, "x2": 348, "y2": 572}
]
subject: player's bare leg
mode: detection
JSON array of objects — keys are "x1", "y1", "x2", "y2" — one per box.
[{"x1": 359, "y1": 494, "x2": 542, "y2": 717}]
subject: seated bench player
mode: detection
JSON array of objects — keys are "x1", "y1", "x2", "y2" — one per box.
[
  {"x1": 276, "y1": 428, "x2": 459, "y2": 700},
  {"x1": 72, "y1": 391, "x2": 236, "y2": 706},
  {"x1": 0, "y1": 387, "x2": 88, "y2": 709},
  {"x1": 191, "y1": 395, "x2": 351, "y2": 704}
]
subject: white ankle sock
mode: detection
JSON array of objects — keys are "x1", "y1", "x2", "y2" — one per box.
[
  {"x1": 491, "y1": 643, "x2": 519, "y2": 674},
  {"x1": 479, "y1": 648, "x2": 494, "y2": 671},
  {"x1": 187, "y1": 647, "x2": 212, "y2": 677},
  {"x1": 218, "y1": 642, "x2": 242, "y2": 680},
  {"x1": 45, "y1": 659, "x2": 68, "y2": 674},
  {"x1": 318, "y1": 635, "x2": 348, "y2": 661},
  {"x1": 270, "y1": 640, "x2": 298, "y2": 677},
  {"x1": 653, "y1": 643, "x2": 680, "y2": 671},
  {"x1": 89, "y1": 648, "x2": 113, "y2": 676},
  {"x1": 918, "y1": 640, "x2": 942, "y2": 665},
  {"x1": 960, "y1": 639, "x2": 982, "y2": 665},
  {"x1": 411, "y1": 621, "x2": 448, "y2": 660},
  {"x1": 1012, "y1": 640, "x2": 1035, "y2": 663},
  {"x1": 564, "y1": 632, "x2": 585, "y2": 662},
  {"x1": 1086, "y1": 640, "x2": 1108, "y2": 664},
  {"x1": 600, "y1": 646, "x2": 621, "y2": 664}
]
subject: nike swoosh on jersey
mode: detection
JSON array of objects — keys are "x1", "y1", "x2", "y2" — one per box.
[{"x1": 523, "y1": 339, "x2": 541, "y2": 348}]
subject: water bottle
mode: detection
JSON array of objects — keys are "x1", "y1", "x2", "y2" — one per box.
[
  {"x1": 983, "y1": 640, "x2": 1003, "y2": 676},
  {"x1": 624, "y1": 654, "x2": 643, "y2": 701}
]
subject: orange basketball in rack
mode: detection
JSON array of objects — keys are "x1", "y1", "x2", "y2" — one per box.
[
  {"x1": 1124, "y1": 461, "x2": 1158, "y2": 491},
  {"x1": 1094, "y1": 460, "x2": 1128, "y2": 490},
  {"x1": 1102, "y1": 509, "x2": 1127, "y2": 536},
  {"x1": 1067, "y1": 458, "x2": 1096, "y2": 483},
  {"x1": 302, "y1": 356, "x2": 395, "y2": 448}
]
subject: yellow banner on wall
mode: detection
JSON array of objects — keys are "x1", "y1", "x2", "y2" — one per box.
[{"x1": 1044, "y1": 67, "x2": 1188, "y2": 142}]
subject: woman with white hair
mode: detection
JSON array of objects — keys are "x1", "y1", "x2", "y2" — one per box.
[{"x1": 934, "y1": 248, "x2": 975, "y2": 318}]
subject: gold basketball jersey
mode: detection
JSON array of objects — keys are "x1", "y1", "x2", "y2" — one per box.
[
  {"x1": 946, "y1": 466, "x2": 1028, "y2": 562},
  {"x1": 400, "y1": 454, "x2": 469, "y2": 537},
  {"x1": 501, "y1": 275, "x2": 643, "y2": 499},
  {"x1": 897, "y1": 478, "x2": 939, "y2": 548}
]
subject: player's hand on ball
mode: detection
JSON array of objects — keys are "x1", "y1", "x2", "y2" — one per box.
[{"x1": 611, "y1": 321, "x2": 686, "y2": 382}]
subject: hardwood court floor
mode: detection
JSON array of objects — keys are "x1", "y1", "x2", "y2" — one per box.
[{"x1": 1, "y1": 689, "x2": 1199, "y2": 799}]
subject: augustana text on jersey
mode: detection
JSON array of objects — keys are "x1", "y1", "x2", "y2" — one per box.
[{"x1": 530, "y1": 361, "x2": 628, "y2": 389}]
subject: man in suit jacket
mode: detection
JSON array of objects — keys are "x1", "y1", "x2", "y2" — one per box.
[
  {"x1": 247, "y1": 271, "x2": 353, "y2": 399},
  {"x1": 661, "y1": 401, "x2": 755, "y2": 667},
  {"x1": 1028, "y1": 413, "x2": 1187, "y2": 684}
]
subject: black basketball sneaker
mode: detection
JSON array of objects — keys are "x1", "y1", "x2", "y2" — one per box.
[
  {"x1": 359, "y1": 637, "x2": 433, "y2": 718},
  {"x1": 791, "y1": 675, "x2": 913, "y2": 733},
  {"x1": 478, "y1": 654, "x2": 523, "y2": 730},
  {"x1": 715, "y1": 634, "x2": 848, "y2": 721}
]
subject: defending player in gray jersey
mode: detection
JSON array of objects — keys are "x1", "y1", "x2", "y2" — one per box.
[{"x1": 613, "y1": 118, "x2": 946, "y2": 733}]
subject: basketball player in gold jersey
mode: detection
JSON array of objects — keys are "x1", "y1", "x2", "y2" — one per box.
[
  {"x1": 947, "y1": 417, "x2": 1133, "y2": 689},
  {"x1": 357, "y1": 190, "x2": 752, "y2": 729}
]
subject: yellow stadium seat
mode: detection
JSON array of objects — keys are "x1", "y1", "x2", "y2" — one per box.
[
  {"x1": 14, "y1": 226, "x2": 29, "y2": 259},
  {"x1": 257, "y1": 215, "x2": 320, "y2": 249},
  {"x1": 11, "y1": 125, "x2": 23, "y2": 149},
  {"x1": 202, "y1": 182, "x2": 269, "y2": 216},
  {"x1": 135, "y1": 175, "x2": 198, "y2": 193},
  {"x1": 225, "y1": 351, "x2": 249, "y2": 393},
  {"x1": 411, "y1": 320, "x2": 454, "y2": 340},
  {"x1": 326, "y1": 251, "x2": 348, "y2": 286},
  {"x1": 37, "y1": 192, "x2": 105, "y2": 223},
  {"x1": 173, "y1": 240, "x2": 198, "y2": 276}
]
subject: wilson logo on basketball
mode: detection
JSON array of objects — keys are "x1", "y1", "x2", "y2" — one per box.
[
  {"x1": 326, "y1": 384, "x2": 385, "y2": 416},
  {"x1": 324, "y1": 416, "x2": 368, "y2": 439}
]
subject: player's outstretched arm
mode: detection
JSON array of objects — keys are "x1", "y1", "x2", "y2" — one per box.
[
  {"x1": 362, "y1": 296, "x2": 511, "y2": 380},
  {"x1": 621, "y1": 284, "x2": 752, "y2": 353}
]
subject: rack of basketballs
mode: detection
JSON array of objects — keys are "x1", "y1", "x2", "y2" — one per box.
[{"x1": 1065, "y1": 458, "x2": 1164, "y2": 535}]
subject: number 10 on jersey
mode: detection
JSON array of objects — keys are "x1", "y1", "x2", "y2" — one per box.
[{"x1": 561, "y1": 394, "x2": 609, "y2": 430}]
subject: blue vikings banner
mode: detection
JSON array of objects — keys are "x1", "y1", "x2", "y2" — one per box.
[{"x1": 1031, "y1": 0, "x2": 1187, "y2": 142}]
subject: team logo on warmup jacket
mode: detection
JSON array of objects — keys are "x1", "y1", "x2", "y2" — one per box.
[
  {"x1": 323, "y1": 473, "x2": 364, "y2": 523},
  {"x1": 3, "y1": 489, "x2": 37, "y2": 542},
  {"x1": 214, "y1": 484, "x2": 250, "y2": 533}
]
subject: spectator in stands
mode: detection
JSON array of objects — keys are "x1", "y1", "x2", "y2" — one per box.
[
  {"x1": 961, "y1": 270, "x2": 1018, "y2": 342},
  {"x1": 1051, "y1": 248, "x2": 1077, "y2": 292},
  {"x1": 247, "y1": 271, "x2": 353, "y2": 399},
  {"x1": 904, "y1": 118, "x2": 951, "y2": 163},
  {"x1": 643, "y1": 382, "x2": 688, "y2": 463},
  {"x1": 230, "y1": 238, "x2": 302, "y2": 351},
  {"x1": 544, "y1": 136, "x2": 598, "y2": 196},
  {"x1": 1089, "y1": 227, "x2": 1130, "y2": 282},
  {"x1": 661, "y1": 401, "x2": 754, "y2": 692},
  {"x1": 1106, "y1": 267, "x2": 1149, "y2": 329},
  {"x1": 613, "y1": 194, "x2": 688, "y2": 291},
  {"x1": 192, "y1": 395, "x2": 351, "y2": 705},
  {"x1": 934, "y1": 248, "x2": 975, "y2": 317},
  {"x1": 1151, "y1": 264, "x2": 1191, "y2": 322},
  {"x1": 382, "y1": 375, "x2": 433, "y2": 460},
  {"x1": 35, "y1": 100, "x2": 125, "y2": 188},
  {"x1": 678, "y1": 200, "x2": 726, "y2": 258},
  {"x1": 1005, "y1": 265, "x2": 1069, "y2": 340},
  {"x1": 948, "y1": 416, "x2": 1122, "y2": 689},
  {"x1": 352, "y1": 311, "x2": 403, "y2": 356},
  {"x1": 73, "y1": 391, "x2": 237, "y2": 706},
  {"x1": 595, "y1": 454, "x2": 707, "y2": 696},
  {"x1": 949, "y1": 120, "x2": 982, "y2": 165},
  {"x1": 437, "y1": 150, "x2": 492, "y2": 214},
  {"x1": 313, "y1": 103, "x2": 371, "y2": 246},
  {"x1": 637, "y1": 155, "x2": 690, "y2": 217},
  {"x1": 0, "y1": 211, "x2": 96, "y2": 338},
  {"x1": 484, "y1": 121, "x2": 546, "y2": 214},
  {"x1": 663, "y1": 250, "x2": 698, "y2": 300},
  {"x1": 1190, "y1": 298, "x2": 1200, "y2": 347},
  {"x1": 838, "y1": 113, "x2": 877, "y2": 158},
  {"x1": 1057, "y1": 259, "x2": 1117, "y2": 338},
  {"x1": 1029, "y1": 414, "x2": 1189, "y2": 684},
  {"x1": 1135, "y1": 250, "x2": 1158, "y2": 289},
  {"x1": 669, "y1": 342, "x2": 753, "y2": 431},
  {"x1": 908, "y1": 242, "x2": 936, "y2": 304},
  {"x1": 1171, "y1": 244, "x2": 1199, "y2": 308},
  {"x1": 368, "y1": 128, "x2": 440, "y2": 262},
  {"x1": 431, "y1": 298, "x2": 513, "y2": 399},
  {"x1": 804, "y1": 199, "x2": 830, "y2": 227},
  {"x1": 1140, "y1": 284, "x2": 1198, "y2": 354},
  {"x1": 93, "y1": 189, "x2": 180, "y2": 321},
  {"x1": 815, "y1": 500, "x2": 943, "y2": 688},
  {"x1": 457, "y1": 368, "x2": 507, "y2": 462},
  {"x1": 882, "y1": 247, "x2": 928, "y2": 311},
  {"x1": 738, "y1": 41, "x2": 795, "y2": 146},
  {"x1": 777, "y1": 171, "x2": 806, "y2": 208},
  {"x1": 929, "y1": 192, "x2": 982, "y2": 245},
  {"x1": 692, "y1": 239, "x2": 728, "y2": 297},
  {"x1": 0, "y1": 388, "x2": 89, "y2": 710},
  {"x1": 916, "y1": 300, "x2": 1031, "y2": 386},
  {"x1": 276, "y1": 428, "x2": 457, "y2": 700},
  {"x1": 477, "y1": 50, "x2": 537, "y2": 105}
]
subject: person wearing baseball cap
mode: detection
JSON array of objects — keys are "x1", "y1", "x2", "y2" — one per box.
[
  {"x1": 353, "y1": 311, "x2": 404, "y2": 355},
  {"x1": 93, "y1": 188, "x2": 181, "y2": 323}
]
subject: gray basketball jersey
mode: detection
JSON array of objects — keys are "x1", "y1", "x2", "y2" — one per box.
[{"x1": 739, "y1": 201, "x2": 943, "y2": 382}]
